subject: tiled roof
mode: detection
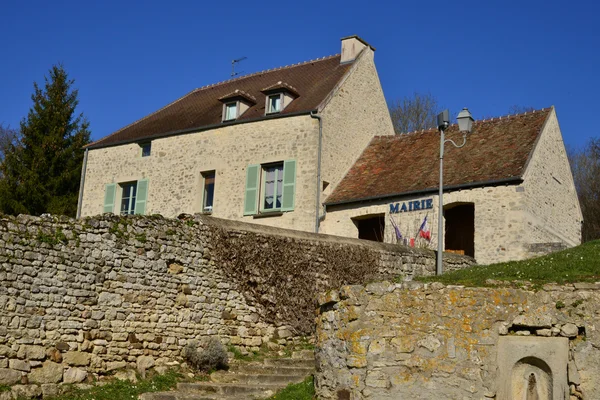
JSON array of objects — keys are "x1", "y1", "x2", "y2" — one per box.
[
  {"x1": 325, "y1": 108, "x2": 552, "y2": 205},
  {"x1": 89, "y1": 55, "x2": 352, "y2": 148}
]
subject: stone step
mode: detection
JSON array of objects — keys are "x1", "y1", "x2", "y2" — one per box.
[
  {"x1": 210, "y1": 371, "x2": 306, "y2": 385},
  {"x1": 177, "y1": 382, "x2": 283, "y2": 398},
  {"x1": 140, "y1": 391, "x2": 250, "y2": 400},
  {"x1": 229, "y1": 363, "x2": 314, "y2": 376},
  {"x1": 263, "y1": 358, "x2": 315, "y2": 368},
  {"x1": 291, "y1": 349, "x2": 315, "y2": 359}
]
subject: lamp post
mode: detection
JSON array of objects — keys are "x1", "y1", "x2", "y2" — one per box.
[{"x1": 436, "y1": 108, "x2": 474, "y2": 275}]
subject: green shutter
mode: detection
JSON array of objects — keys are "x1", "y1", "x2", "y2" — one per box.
[
  {"x1": 135, "y1": 179, "x2": 149, "y2": 215},
  {"x1": 244, "y1": 165, "x2": 260, "y2": 215},
  {"x1": 281, "y1": 160, "x2": 296, "y2": 211},
  {"x1": 103, "y1": 183, "x2": 116, "y2": 214}
]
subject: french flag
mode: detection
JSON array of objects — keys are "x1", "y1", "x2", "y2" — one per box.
[{"x1": 419, "y1": 216, "x2": 431, "y2": 241}]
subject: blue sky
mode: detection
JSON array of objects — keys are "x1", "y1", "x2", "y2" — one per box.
[{"x1": 1, "y1": 0, "x2": 598, "y2": 148}]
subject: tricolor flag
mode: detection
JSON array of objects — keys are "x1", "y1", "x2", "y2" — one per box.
[
  {"x1": 389, "y1": 215, "x2": 403, "y2": 241},
  {"x1": 419, "y1": 215, "x2": 431, "y2": 241}
]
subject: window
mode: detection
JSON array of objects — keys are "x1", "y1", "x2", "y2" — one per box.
[
  {"x1": 262, "y1": 163, "x2": 283, "y2": 210},
  {"x1": 202, "y1": 171, "x2": 215, "y2": 213},
  {"x1": 140, "y1": 142, "x2": 151, "y2": 157},
  {"x1": 224, "y1": 102, "x2": 238, "y2": 121},
  {"x1": 103, "y1": 179, "x2": 149, "y2": 215},
  {"x1": 267, "y1": 94, "x2": 282, "y2": 114},
  {"x1": 120, "y1": 182, "x2": 137, "y2": 215},
  {"x1": 243, "y1": 160, "x2": 296, "y2": 216}
]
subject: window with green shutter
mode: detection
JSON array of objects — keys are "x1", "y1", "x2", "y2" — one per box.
[
  {"x1": 244, "y1": 160, "x2": 296, "y2": 216},
  {"x1": 135, "y1": 179, "x2": 149, "y2": 215},
  {"x1": 103, "y1": 183, "x2": 116, "y2": 214}
]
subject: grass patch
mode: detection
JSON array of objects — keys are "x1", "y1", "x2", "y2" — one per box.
[
  {"x1": 0, "y1": 385, "x2": 11, "y2": 393},
  {"x1": 47, "y1": 370, "x2": 180, "y2": 400},
  {"x1": 417, "y1": 240, "x2": 600, "y2": 287},
  {"x1": 265, "y1": 376, "x2": 314, "y2": 400}
]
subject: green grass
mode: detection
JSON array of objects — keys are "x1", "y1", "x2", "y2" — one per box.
[
  {"x1": 417, "y1": 240, "x2": 600, "y2": 287},
  {"x1": 265, "y1": 376, "x2": 314, "y2": 400},
  {"x1": 0, "y1": 385, "x2": 11, "y2": 393},
  {"x1": 47, "y1": 370, "x2": 180, "y2": 400}
]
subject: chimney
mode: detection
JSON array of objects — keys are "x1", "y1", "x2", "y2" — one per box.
[{"x1": 340, "y1": 35, "x2": 375, "y2": 64}]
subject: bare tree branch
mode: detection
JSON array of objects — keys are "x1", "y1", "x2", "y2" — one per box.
[
  {"x1": 389, "y1": 92, "x2": 440, "y2": 134},
  {"x1": 569, "y1": 138, "x2": 600, "y2": 242}
]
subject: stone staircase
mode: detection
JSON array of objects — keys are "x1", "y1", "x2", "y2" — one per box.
[{"x1": 140, "y1": 350, "x2": 315, "y2": 400}]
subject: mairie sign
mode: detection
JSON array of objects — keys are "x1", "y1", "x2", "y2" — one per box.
[{"x1": 390, "y1": 198, "x2": 433, "y2": 213}]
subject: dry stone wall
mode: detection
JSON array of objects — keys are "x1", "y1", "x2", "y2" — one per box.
[
  {"x1": 315, "y1": 281, "x2": 600, "y2": 399},
  {"x1": 0, "y1": 213, "x2": 472, "y2": 391}
]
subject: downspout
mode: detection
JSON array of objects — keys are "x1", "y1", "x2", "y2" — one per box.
[
  {"x1": 310, "y1": 111, "x2": 323, "y2": 233},
  {"x1": 76, "y1": 148, "x2": 89, "y2": 219}
]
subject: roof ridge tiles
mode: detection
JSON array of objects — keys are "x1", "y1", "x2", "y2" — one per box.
[{"x1": 193, "y1": 53, "x2": 340, "y2": 93}]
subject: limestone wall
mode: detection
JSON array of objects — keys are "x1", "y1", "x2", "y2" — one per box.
[
  {"x1": 522, "y1": 108, "x2": 582, "y2": 247},
  {"x1": 315, "y1": 281, "x2": 600, "y2": 399},
  {"x1": 320, "y1": 48, "x2": 395, "y2": 204},
  {"x1": 0, "y1": 213, "x2": 472, "y2": 388},
  {"x1": 81, "y1": 115, "x2": 320, "y2": 232}
]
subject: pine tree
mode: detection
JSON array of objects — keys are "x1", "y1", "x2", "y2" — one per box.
[{"x1": 0, "y1": 65, "x2": 91, "y2": 217}]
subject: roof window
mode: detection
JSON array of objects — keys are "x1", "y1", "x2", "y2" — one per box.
[
  {"x1": 261, "y1": 82, "x2": 299, "y2": 116},
  {"x1": 219, "y1": 90, "x2": 256, "y2": 122}
]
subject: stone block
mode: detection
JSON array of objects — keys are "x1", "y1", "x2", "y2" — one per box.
[
  {"x1": 11, "y1": 384, "x2": 42, "y2": 399},
  {"x1": 0, "y1": 368, "x2": 21, "y2": 385},
  {"x1": 28, "y1": 361, "x2": 63, "y2": 384},
  {"x1": 63, "y1": 351, "x2": 91, "y2": 366},
  {"x1": 106, "y1": 361, "x2": 127, "y2": 371},
  {"x1": 64, "y1": 367, "x2": 88, "y2": 384},
  {"x1": 560, "y1": 323, "x2": 578, "y2": 338},
  {"x1": 9, "y1": 359, "x2": 30, "y2": 372},
  {"x1": 41, "y1": 383, "x2": 59, "y2": 398},
  {"x1": 17, "y1": 345, "x2": 46, "y2": 360}
]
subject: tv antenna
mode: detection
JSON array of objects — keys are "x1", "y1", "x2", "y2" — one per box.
[{"x1": 231, "y1": 56, "x2": 247, "y2": 77}]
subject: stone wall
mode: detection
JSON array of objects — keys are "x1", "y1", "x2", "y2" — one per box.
[
  {"x1": 81, "y1": 115, "x2": 321, "y2": 232},
  {"x1": 315, "y1": 281, "x2": 600, "y2": 399},
  {"x1": 0, "y1": 213, "x2": 472, "y2": 389},
  {"x1": 522, "y1": 108, "x2": 582, "y2": 247}
]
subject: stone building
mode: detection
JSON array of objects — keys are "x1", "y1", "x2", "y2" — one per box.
[
  {"x1": 320, "y1": 107, "x2": 582, "y2": 264},
  {"x1": 78, "y1": 36, "x2": 394, "y2": 233}
]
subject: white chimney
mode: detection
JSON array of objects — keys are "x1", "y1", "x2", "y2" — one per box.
[{"x1": 340, "y1": 35, "x2": 375, "y2": 64}]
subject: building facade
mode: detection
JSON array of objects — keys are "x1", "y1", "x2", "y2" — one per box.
[
  {"x1": 79, "y1": 36, "x2": 394, "y2": 233},
  {"x1": 320, "y1": 107, "x2": 582, "y2": 264}
]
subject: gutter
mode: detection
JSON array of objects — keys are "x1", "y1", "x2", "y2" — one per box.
[
  {"x1": 310, "y1": 111, "x2": 323, "y2": 233},
  {"x1": 76, "y1": 148, "x2": 89, "y2": 219},
  {"x1": 325, "y1": 176, "x2": 524, "y2": 207},
  {"x1": 86, "y1": 110, "x2": 315, "y2": 150}
]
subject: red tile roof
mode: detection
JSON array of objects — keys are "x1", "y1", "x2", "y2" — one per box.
[
  {"x1": 89, "y1": 55, "x2": 352, "y2": 149},
  {"x1": 325, "y1": 108, "x2": 552, "y2": 205}
]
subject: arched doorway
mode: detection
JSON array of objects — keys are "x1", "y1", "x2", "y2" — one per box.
[{"x1": 444, "y1": 202, "x2": 474, "y2": 257}]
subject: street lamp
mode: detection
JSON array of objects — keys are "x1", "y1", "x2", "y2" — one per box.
[{"x1": 436, "y1": 108, "x2": 474, "y2": 275}]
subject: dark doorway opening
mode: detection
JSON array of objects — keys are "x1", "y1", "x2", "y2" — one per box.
[
  {"x1": 444, "y1": 203, "x2": 475, "y2": 257},
  {"x1": 353, "y1": 214, "x2": 385, "y2": 242}
]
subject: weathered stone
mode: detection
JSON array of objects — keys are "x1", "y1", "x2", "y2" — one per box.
[
  {"x1": 417, "y1": 335, "x2": 441, "y2": 352},
  {"x1": 0, "y1": 368, "x2": 21, "y2": 385},
  {"x1": 106, "y1": 361, "x2": 127, "y2": 371},
  {"x1": 168, "y1": 263, "x2": 184, "y2": 274},
  {"x1": 536, "y1": 329, "x2": 552, "y2": 337},
  {"x1": 98, "y1": 292, "x2": 122, "y2": 306},
  {"x1": 41, "y1": 383, "x2": 59, "y2": 398},
  {"x1": 11, "y1": 384, "x2": 42, "y2": 399},
  {"x1": 561, "y1": 323, "x2": 579, "y2": 338},
  {"x1": 365, "y1": 370, "x2": 390, "y2": 388},
  {"x1": 46, "y1": 348, "x2": 62, "y2": 363},
  {"x1": 17, "y1": 345, "x2": 46, "y2": 360},
  {"x1": 55, "y1": 342, "x2": 70, "y2": 351},
  {"x1": 63, "y1": 351, "x2": 91, "y2": 366},
  {"x1": 513, "y1": 314, "x2": 553, "y2": 329},
  {"x1": 114, "y1": 369, "x2": 137, "y2": 383},
  {"x1": 136, "y1": 356, "x2": 155, "y2": 377},
  {"x1": 568, "y1": 360, "x2": 581, "y2": 385},
  {"x1": 64, "y1": 367, "x2": 88, "y2": 384},
  {"x1": 9, "y1": 359, "x2": 30, "y2": 372},
  {"x1": 28, "y1": 361, "x2": 63, "y2": 384}
]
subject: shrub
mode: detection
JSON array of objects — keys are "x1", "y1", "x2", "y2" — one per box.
[{"x1": 183, "y1": 338, "x2": 229, "y2": 372}]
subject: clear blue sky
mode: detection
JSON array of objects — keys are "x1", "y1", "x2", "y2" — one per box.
[{"x1": 1, "y1": 0, "x2": 598, "y2": 148}]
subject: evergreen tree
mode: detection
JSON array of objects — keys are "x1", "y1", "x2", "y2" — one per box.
[{"x1": 0, "y1": 65, "x2": 91, "y2": 217}]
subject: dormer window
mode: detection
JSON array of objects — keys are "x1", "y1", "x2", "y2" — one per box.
[
  {"x1": 219, "y1": 90, "x2": 257, "y2": 122},
  {"x1": 267, "y1": 94, "x2": 282, "y2": 114},
  {"x1": 224, "y1": 102, "x2": 238, "y2": 121},
  {"x1": 261, "y1": 81, "x2": 299, "y2": 116}
]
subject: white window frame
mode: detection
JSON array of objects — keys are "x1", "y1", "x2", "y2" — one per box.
[
  {"x1": 201, "y1": 171, "x2": 215, "y2": 213},
  {"x1": 119, "y1": 181, "x2": 137, "y2": 215},
  {"x1": 260, "y1": 162, "x2": 284, "y2": 212},
  {"x1": 266, "y1": 93, "x2": 283, "y2": 114},
  {"x1": 223, "y1": 101, "x2": 238, "y2": 121}
]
